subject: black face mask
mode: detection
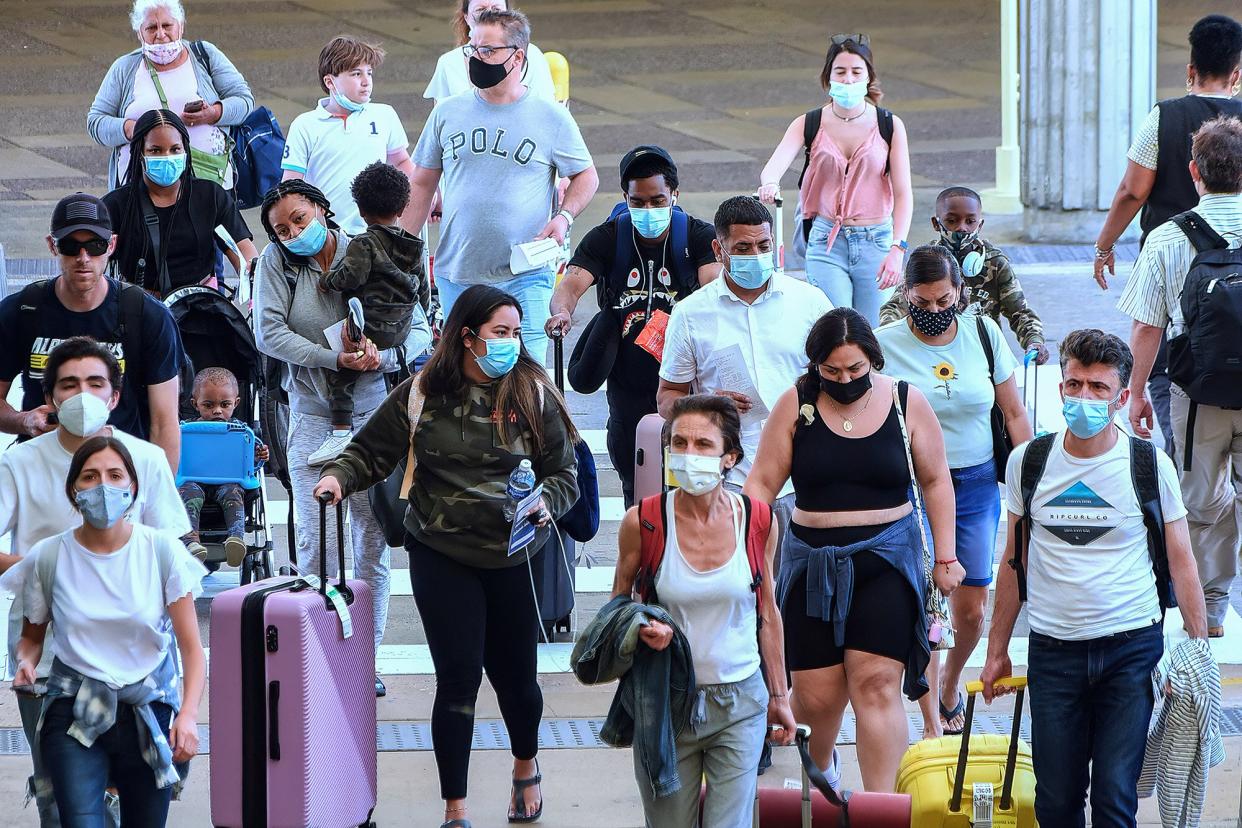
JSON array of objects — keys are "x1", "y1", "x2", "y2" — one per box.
[
  {"x1": 820, "y1": 370, "x2": 872, "y2": 404},
  {"x1": 908, "y1": 303, "x2": 957, "y2": 337},
  {"x1": 469, "y1": 54, "x2": 513, "y2": 90}
]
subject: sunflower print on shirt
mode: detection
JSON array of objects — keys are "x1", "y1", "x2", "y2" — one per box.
[{"x1": 933, "y1": 361, "x2": 957, "y2": 398}]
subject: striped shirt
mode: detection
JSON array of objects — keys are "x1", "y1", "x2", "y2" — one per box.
[
  {"x1": 1138, "y1": 638, "x2": 1223, "y2": 827},
  {"x1": 1116, "y1": 193, "x2": 1242, "y2": 332}
]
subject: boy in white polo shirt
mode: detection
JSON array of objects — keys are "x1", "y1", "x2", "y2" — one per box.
[{"x1": 281, "y1": 36, "x2": 415, "y2": 236}]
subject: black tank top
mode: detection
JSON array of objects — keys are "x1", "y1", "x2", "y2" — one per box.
[{"x1": 790, "y1": 379, "x2": 912, "y2": 512}]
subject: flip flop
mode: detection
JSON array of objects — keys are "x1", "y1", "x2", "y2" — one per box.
[
  {"x1": 940, "y1": 691, "x2": 967, "y2": 736},
  {"x1": 508, "y1": 759, "x2": 543, "y2": 823}
]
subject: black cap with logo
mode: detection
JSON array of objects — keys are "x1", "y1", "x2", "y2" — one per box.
[
  {"x1": 50, "y1": 193, "x2": 112, "y2": 242},
  {"x1": 618, "y1": 145, "x2": 676, "y2": 184}
]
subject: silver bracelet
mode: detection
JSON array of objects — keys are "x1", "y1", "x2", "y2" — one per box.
[{"x1": 1094, "y1": 244, "x2": 1115, "y2": 260}]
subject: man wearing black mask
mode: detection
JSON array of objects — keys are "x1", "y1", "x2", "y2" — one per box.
[{"x1": 547, "y1": 146, "x2": 719, "y2": 506}]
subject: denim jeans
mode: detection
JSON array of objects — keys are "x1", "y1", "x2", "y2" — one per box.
[
  {"x1": 1027, "y1": 622, "x2": 1163, "y2": 828},
  {"x1": 950, "y1": 460, "x2": 1002, "y2": 586},
  {"x1": 438, "y1": 268, "x2": 556, "y2": 367},
  {"x1": 41, "y1": 698, "x2": 174, "y2": 828},
  {"x1": 804, "y1": 216, "x2": 894, "y2": 326}
]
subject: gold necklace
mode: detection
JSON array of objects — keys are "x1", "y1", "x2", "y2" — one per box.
[{"x1": 826, "y1": 386, "x2": 874, "y2": 432}]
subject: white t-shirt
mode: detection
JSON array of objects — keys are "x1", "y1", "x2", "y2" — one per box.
[
  {"x1": 1005, "y1": 429, "x2": 1186, "y2": 641},
  {"x1": 119, "y1": 59, "x2": 233, "y2": 187},
  {"x1": 21, "y1": 524, "x2": 205, "y2": 688},
  {"x1": 281, "y1": 100, "x2": 410, "y2": 235},
  {"x1": 659, "y1": 273, "x2": 832, "y2": 496},
  {"x1": 0, "y1": 427, "x2": 190, "y2": 679},
  {"x1": 877, "y1": 313, "x2": 1016, "y2": 469},
  {"x1": 423, "y1": 43, "x2": 557, "y2": 102}
]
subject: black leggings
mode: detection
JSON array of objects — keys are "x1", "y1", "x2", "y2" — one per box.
[{"x1": 407, "y1": 535, "x2": 544, "y2": 800}]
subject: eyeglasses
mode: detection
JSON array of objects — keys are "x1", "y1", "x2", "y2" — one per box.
[
  {"x1": 462, "y1": 44, "x2": 520, "y2": 60},
  {"x1": 830, "y1": 33, "x2": 869, "y2": 47},
  {"x1": 56, "y1": 237, "x2": 109, "y2": 257}
]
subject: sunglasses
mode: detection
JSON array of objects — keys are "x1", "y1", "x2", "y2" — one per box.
[
  {"x1": 56, "y1": 237, "x2": 110, "y2": 257},
  {"x1": 830, "y1": 33, "x2": 870, "y2": 47}
]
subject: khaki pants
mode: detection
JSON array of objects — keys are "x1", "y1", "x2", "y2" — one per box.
[{"x1": 1170, "y1": 385, "x2": 1242, "y2": 627}]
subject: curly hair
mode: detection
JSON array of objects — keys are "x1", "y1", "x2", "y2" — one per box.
[
  {"x1": 351, "y1": 162, "x2": 411, "y2": 223},
  {"x1": 259, "y1": 179, "x2": 337, "y2": 248}
]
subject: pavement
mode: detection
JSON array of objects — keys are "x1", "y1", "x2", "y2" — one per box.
[{"x1": 3, "y1": 1, "x2": 1242, "y2": 825}]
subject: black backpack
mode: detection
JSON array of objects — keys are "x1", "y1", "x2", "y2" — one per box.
[
  {"x1": 797, "y1": 105, "x2": 894, "y2": 242},
  {"x1": 1009, "y1": 432, "x2": 1176, "y2": 614},
  {"x1": 1166, "y1": 211, "x2": 1242, "y2": 468}
]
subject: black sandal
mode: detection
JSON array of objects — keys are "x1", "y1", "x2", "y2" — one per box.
[
  {"x1": 508, "y1": 759, "x2": 543, "y2": 823},
  {"x1": 940, "y1": 691, "x2": 967, "y2": 736}
]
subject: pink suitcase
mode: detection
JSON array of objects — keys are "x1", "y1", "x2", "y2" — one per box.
[
  {"x1": 633, "y1": 412, "x2": 668, "y2": 502},
  {"x1": 210, "y1": 496, "x2": 377, "y2": 827}
]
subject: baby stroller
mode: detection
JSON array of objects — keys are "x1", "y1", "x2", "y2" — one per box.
[{"x1": 164, "y1": 284, "x2": 283, "y2": 584}]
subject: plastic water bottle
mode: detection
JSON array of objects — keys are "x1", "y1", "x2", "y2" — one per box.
[{"x1": 504, "y1": 459, "x2": 537, "y2": 521}]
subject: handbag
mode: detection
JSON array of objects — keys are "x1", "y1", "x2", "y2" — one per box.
[
  {"x1": 976, "y1": 315, "x2": 1012, "y2": 483},
  {"x1": 144, "y1": 58, "x2": 232, "y2": 186},
  {"x1": 891, "y1": 380, "x2": 955, "y2": 652},
  {"x1": 368, "y1": 375, "x2": 425, "y2": 548}
]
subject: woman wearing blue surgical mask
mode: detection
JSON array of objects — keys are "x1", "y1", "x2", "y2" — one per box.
[
  {"x1": 874, "y1": 246, "x2": 1031, "y2": 739},
  {"x1": 4, "y1": 436, "x2": 206, "y2": 828},
  {"x1": 315, "y1": 285, "x2": 578, "y2": 826},
  {"x1": 102, "y1": 108, "x2": 256, "y2": 296},
  {"x1": 254, "y1": 179, "x2": 431, "y2": 700},
  {"x1": 758, "y1": 34, "x2": 914, "y2": 326}
]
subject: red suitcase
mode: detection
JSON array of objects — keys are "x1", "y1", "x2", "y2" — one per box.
[
  {"x1": 633, "y1": 411, "x2": 668, "y2": 502},
  {"x1": 209, "y1": 495, "x2": 377, "y2": 827}
]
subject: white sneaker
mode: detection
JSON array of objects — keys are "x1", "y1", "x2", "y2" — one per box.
[{"x1": 307, "y1": 431, "x2": 353, "y2": 466}]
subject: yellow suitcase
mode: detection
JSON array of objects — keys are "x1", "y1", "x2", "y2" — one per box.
[{"x1": 895, "y1": 677, "x2": 1037, "y2": 827}]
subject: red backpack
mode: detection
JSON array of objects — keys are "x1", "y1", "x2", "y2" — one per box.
[{"x1": 635, "y1": 492, "x2": 772, "y2": 618}]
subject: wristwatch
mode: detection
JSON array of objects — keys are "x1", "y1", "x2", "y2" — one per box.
[
  {"x1": 892, "y1": 239, "x2": 909, "y2": 251},
  {"x1": 555, "y1": 209, "x2": 575, "y2": 229}
]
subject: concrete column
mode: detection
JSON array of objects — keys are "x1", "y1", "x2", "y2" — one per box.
[
  {"x1": 981, "y1": 0, "x2": 1023, "y2": 215},
  {"x1": 1019, "y1": 0, "x2": 1156, "y2": 241}
]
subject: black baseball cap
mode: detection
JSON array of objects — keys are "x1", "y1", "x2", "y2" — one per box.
[
  {"x1": 618, "y1": 145, "x2": 676, "y2": 185},
  {"x1": 50, "y1": 193, "x2": 112, "y2": 242}
]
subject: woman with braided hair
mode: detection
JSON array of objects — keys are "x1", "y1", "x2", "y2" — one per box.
[
  {"x1": 253, "y1": 179, "x2": 431, "y2": 698},
  {"x1": 102, "y1": 108, "x2": 256, "y2": 296}
]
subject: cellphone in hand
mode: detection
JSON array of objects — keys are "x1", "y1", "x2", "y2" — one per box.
[
  {"x1": 12, "y1": 683, "x2": 46, "y2": 698},
  {"x1": 184, "y1": 99, "x2": 206, "y2": 113}
]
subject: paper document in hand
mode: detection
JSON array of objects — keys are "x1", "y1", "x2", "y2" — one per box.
[{"x1": 714, "y1": 344, "x2": 770, "y2": 428}]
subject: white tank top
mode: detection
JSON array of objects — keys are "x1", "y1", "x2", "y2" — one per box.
[{"x1": 655, "y1": 490, "x2": 761, "y2": 685}]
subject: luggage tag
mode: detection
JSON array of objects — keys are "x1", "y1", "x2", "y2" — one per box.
[
  {"x1": 634, "y1": 308, "x2": 671, "y2": 361},
  {"x1": 294, "y1": 574, "x2": 354, "y2": 640},
  {"x1": 972, "y1": 782, "x2": 994, "y2": 826}
]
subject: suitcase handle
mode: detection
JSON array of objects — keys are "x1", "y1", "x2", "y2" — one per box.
[
  {"x1": 792, "y1": 724, "x2": 851, "y2": 812},
  {"x1": 951, "y1": 677, "x2": 1028, "y2": 813},
  {"x1": 551, "y1": 329, "x2": 565, "y2": 394},
  {"x1": 316, "y1": 491, "x2": 352, "y2": 605}
]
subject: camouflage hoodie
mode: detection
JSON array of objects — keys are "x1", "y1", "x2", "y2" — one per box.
[{"x1": 323, "y1": 377, "x2": 578, "y2": 569}]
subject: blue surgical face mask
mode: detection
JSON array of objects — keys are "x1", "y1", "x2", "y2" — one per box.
[
  {"x1": 75, "y1": 484, "x2": 133, "y2": 530},
  {"x1": 331, "y1": 89, "x2": 366, "y2": 113},
  {"x1": 470, "y1": 332, "x2": 521, "y2": 378},
  {"x1": 726, "y1": 251, "x2": 775, "y2": 290},
  {"x1": 283, "y1": 218, "x2": 328, "y2": 257},
  {"x1": 829, "y1": 80, "x2": 868, "y2": 109},
  {"x1": 1062, "y1": 393, "x2": 1120, "y2": 439},
  {"x1": 144, "y1": 153, "x2": 186, "y2": 187},
  {"x1": 630, "y1": 205, "x2": 673, "y2": 239}
]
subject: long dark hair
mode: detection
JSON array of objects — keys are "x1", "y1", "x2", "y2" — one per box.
[
  {"x1": 259, "y1": 179, "x2": 338, "y2": 263},
  {"x1": 65, "y1": 436, "x2": 140, "y2": 508},
  {"x1": 419, "y1": 284, "x2": 579, "y2": 453},
  {"x1": 796, "y1": 307, "x2": 885, "y2": 399},
  {"x1": 114, "y1": 109, "x2": 196, "y2": 290}
]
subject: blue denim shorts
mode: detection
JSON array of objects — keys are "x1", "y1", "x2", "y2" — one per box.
[{"x1": 951, "y1": 460, "x2": 1002, "y2": 586}]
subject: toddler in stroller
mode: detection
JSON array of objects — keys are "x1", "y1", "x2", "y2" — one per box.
[
  {"x1": 179, "y1": 367, "x2": 269, "y2": 565},
  {"x1": 307, "y1": 161, "x2": 427, "y2": 466}
]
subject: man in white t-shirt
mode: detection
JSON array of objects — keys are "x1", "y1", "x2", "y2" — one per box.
[
  {"x1": 0, "y1": 336, "x2": 189, "y2": 827},
  {"x1": 658, "y1": 195, "x2": 832, "y2": 567},
  {"x1": 980, "y1": 329, "x2": 1207, "y2": 827}
]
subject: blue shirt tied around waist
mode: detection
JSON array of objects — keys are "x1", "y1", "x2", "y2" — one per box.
[
  {"x1": 37, "y1": 652, "x2": 187, "y2": 793},
  {"x1": 777, "y1": 511, "x2": 931, "y2": 700}
]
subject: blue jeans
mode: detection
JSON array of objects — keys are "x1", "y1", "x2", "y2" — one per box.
[
  {"x1": 950, "y1": 460, "x2": 1002, "y2": 586},
  {"x1": 41, "y1": 698, "x2": 174, "y2": 827},
  {"x1": 438, "y1": 268, "x2": 556, "y2": 366},
  {"x1": 804, "y1": 216, "x2": 894, "y2": 326},
  {"x1": 1027, "y1": 622, "x2": 1163, "y2": 828}
]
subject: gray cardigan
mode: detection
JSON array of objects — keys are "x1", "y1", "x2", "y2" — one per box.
[{"x1": 88, "y1": 40, "x2": 254, "y2": 189}]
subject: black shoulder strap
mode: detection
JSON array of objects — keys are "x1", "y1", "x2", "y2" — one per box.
[
  {"x1": 17, "y1": 280, "x2": 54, "y2": 376},
  {"x1": 115, "y1": 281, "x2": 148, "y2": 380},
  {"x1": 1129, "y1": 435, "x2": 1174, "y2": 611},
  {"x1": 797, "y1": 107, "x2": 823, "y2": 189},
  {"x1": 190, "y1": 40, "x2": 211, "y2": 73},
  {"x1": 976, "y1": 316, "x2": 995, "y2": 381},
  {"x1": 897, "y1": 378, "x2": 909, "y2": 409},
  {"x1": 139, "y1": 189, "x2": 171, "y2": 296},
  {"x1": 1171, "y1": 210, "x2": 1228, "y2": 254},
  {"x1": 1011, "y1": 432, "x2": 1056, "y2": 602},
  {"x1": 877, "y1": 107, "x2": 894, "y2": 175}
]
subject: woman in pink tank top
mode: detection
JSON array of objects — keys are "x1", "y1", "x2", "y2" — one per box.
[{"x1": 758, "y1": 35, "x2": 913, "y2": 326}]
